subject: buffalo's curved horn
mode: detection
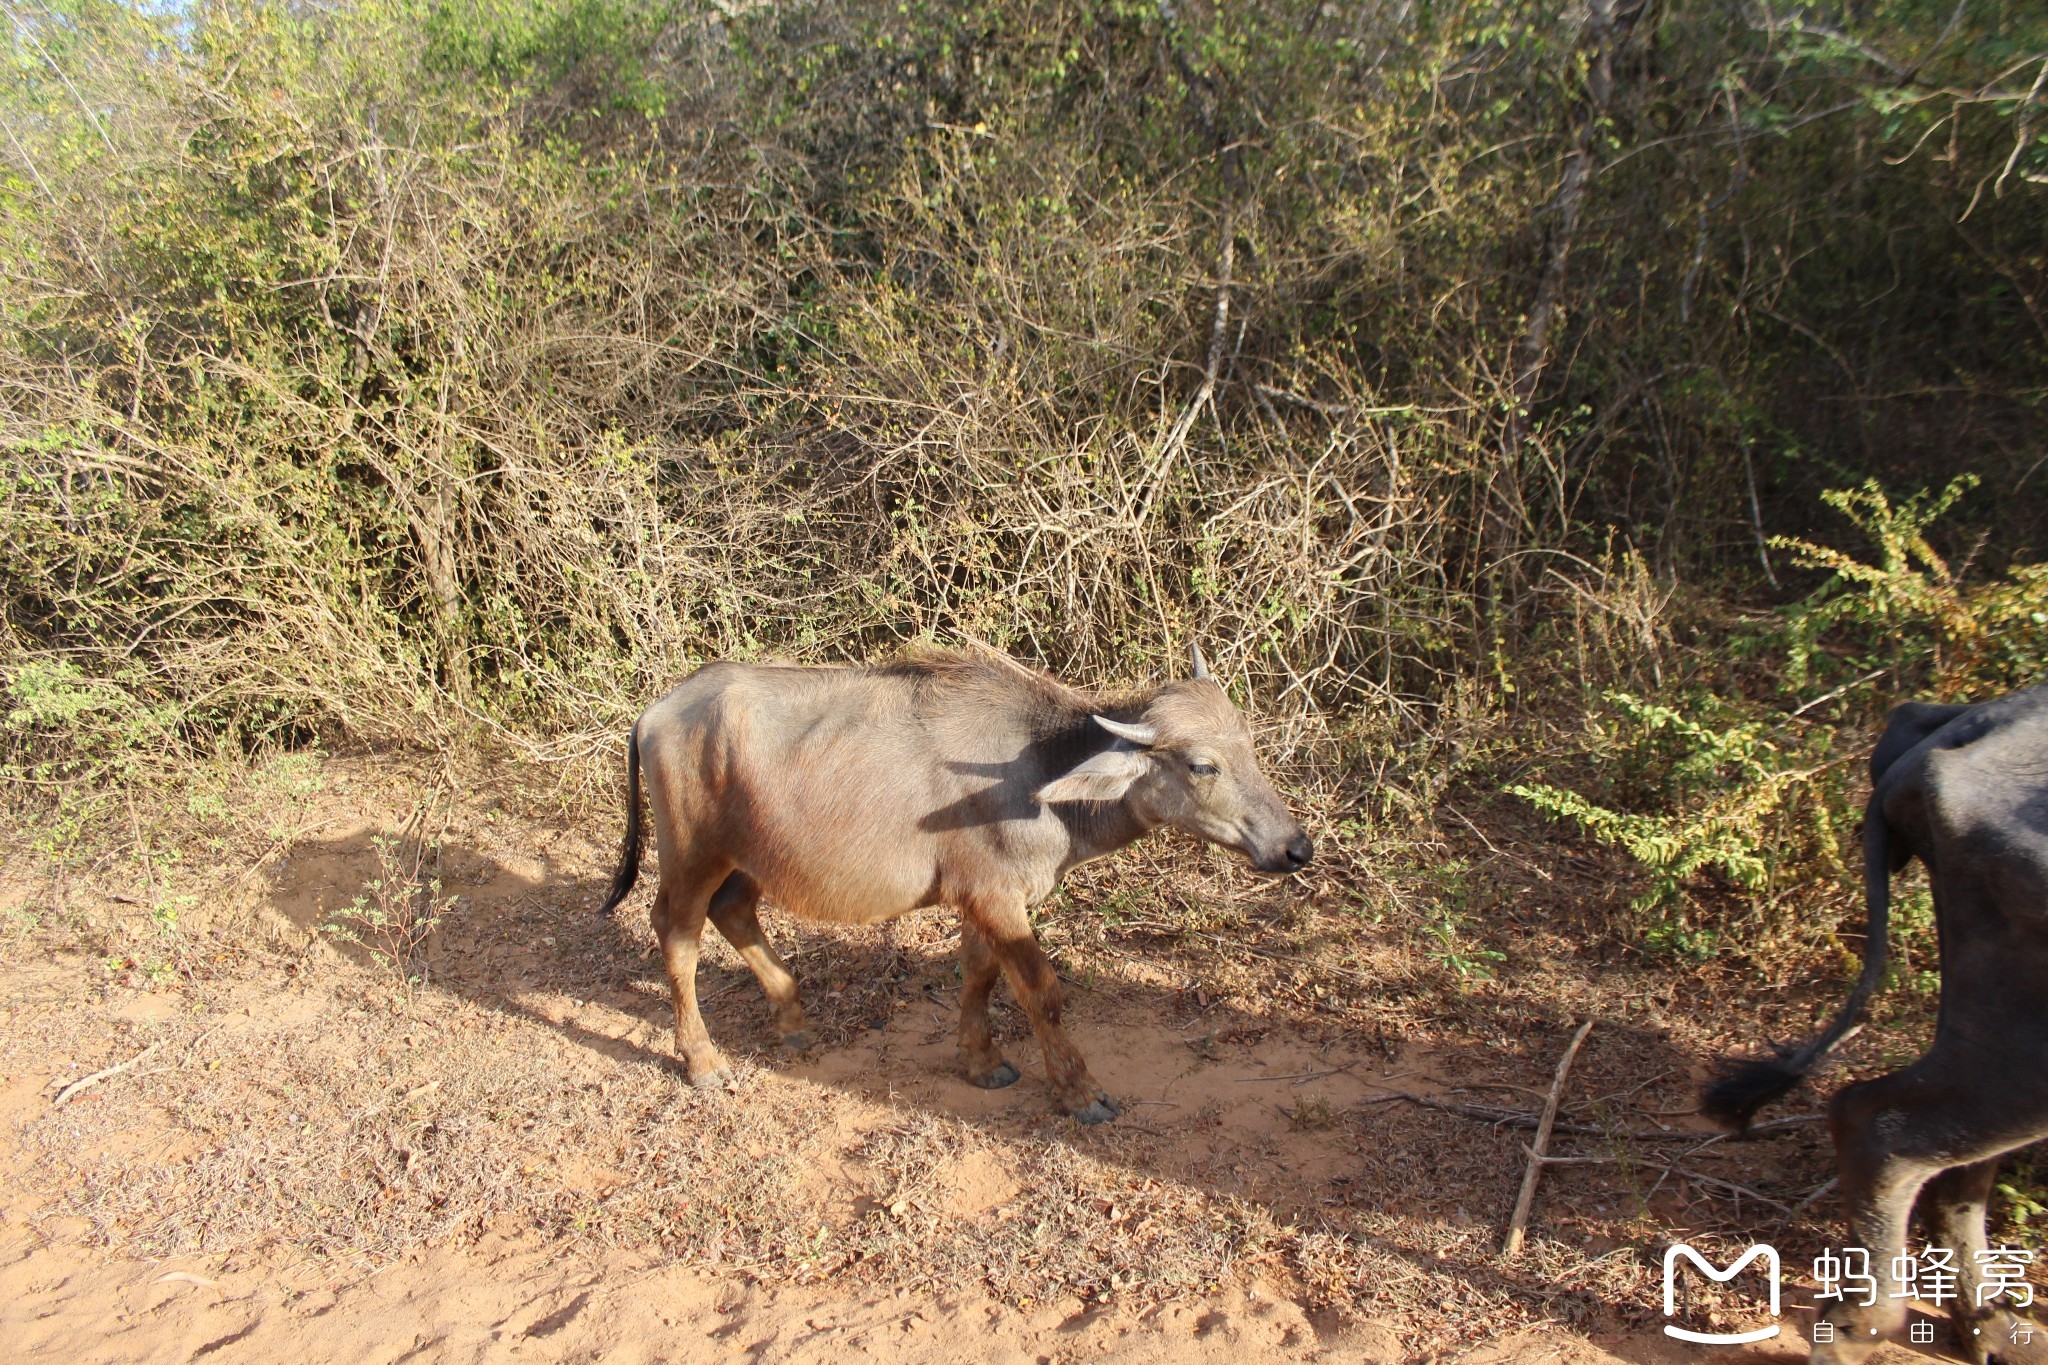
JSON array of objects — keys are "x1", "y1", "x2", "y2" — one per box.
[
  {"x1": 1093, "y1": 715, "x2": 1159, "y2": 747},
  {"x1": 1190, "y1": 642, "x2": 1211, "y2": 681}
]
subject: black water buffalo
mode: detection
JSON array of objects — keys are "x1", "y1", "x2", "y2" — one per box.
[
  {"x1": 600, "y1": 644, "x2": 1312, "y2": 1123},
  {"x1": 1706, "y1": 685, "x2": 2048, "y2": 1362}
]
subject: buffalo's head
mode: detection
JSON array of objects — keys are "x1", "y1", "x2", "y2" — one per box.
[{"x1": 1036, "y1": 646, "x2": 1313, "y2": 874}]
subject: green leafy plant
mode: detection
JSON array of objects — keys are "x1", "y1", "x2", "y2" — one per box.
[
  {"x1": 322, "y1": 829, "x2": 451, "y2": 1003},
  {"x1": 1996, "y1": 1151, "x2": 2048, "y2": 1251},
  {"x1": 1513, "y1": 476, "x2": 2045, "y2": 959},
  {"x1": 1421, "y1": 909, "x2": 1505, "y2": 981},
  {"x1": 1512, "y1": 690, "x2": 1849, "y2": 917},
  {"x1": 1773, "y1": 475, "x2": 2048, "y2": 699},
  {"x1": 4, "y1": 660, "x2": 181, "y2": 783}
]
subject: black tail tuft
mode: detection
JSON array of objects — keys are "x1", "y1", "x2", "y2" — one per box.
[
  {"x1": 1701, "y1": 1050, "x2": 1809, "y2": 1132},
  {"x1": 598, "y1": 724, "x2": 643, "y2": 916}
]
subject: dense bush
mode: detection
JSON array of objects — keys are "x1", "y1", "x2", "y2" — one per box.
[{"x1": 2, "y1": 0, "x2": 2042, "y2": 801}]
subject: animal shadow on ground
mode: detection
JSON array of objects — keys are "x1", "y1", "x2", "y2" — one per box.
[{"x1": 264, "y1": 824, "x2": 1837, "y2": 1342}]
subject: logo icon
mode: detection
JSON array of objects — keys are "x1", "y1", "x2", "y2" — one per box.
[{"x1": 1663, "y1": 1243, "x2": 1782, "y2": 1345}]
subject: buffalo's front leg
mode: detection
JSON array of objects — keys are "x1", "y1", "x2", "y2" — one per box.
[
  {"x1": 956, "y1": 920, "x2": 1020, "y2": 1089},
  {"x1": 965, "y1": 899, "x2": 1116, "y2": 1124}
]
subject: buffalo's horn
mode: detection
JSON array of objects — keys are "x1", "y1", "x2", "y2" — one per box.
[
  {"x1": 1093, "y1": 715, "x2": 1159, "y2": 747},
  {"x1": 1190, "y1": 642, "x2": 1212, "y2": 681}
]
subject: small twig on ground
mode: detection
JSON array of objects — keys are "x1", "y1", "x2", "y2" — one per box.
[
  {"x1": 1680, "y1": 1113, "x2": 1827, "y2": 1158},
  {"x1": 1581, "y1": 1065, "x2": 1676, "y2": 1111},
  {"x1": 52, "y1": 1040, "x2": 163, "y2": 1106},
  {"x1": 351, "y1": 1079, "x2": 440, "y2": 1125},
  {"x1": 1233, "y1": 1062, "x2": 1359, "y2": 1084},
  {"x1": 1442, "y1": 806, "x2": 1553, "y2": 882},
  {"x1": 1188, "y1": 931, "x2": 1379, "y2": 986},
  {"x1": 1360, "y1": 1090, "x2": 1615, "y2": 1137},
  {"x1": 1361, "y1": 1085, "x2": 1820, "y2": 1146},
  {"x1": 1455, "y1": 1081, "x2": 1554, "y2": 1101},
  {"x1": 237, "y1": 816, "x2": 354, "y2": 886},
  {"x1": 1779, "y1": 1176, "x2": 1840, "y2": 1228},
  {"x1": 1528, "y1": 1152, "x2": 1796, "y2": 1213},
  {"x1": 1503, "y1": 1019, "x2": 1593, "y2": 1258}
]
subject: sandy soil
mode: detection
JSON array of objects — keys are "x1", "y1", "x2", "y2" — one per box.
[{"x1": 1, "y1": 1225, "x2": 1403, "y2": 1364}]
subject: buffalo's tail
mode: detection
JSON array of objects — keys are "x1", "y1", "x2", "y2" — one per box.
[
  {"x1": 598, "y1": 723, "x2": 643, "y2": 916},
  {"x1": 1700, "y1": 792, "x2": 1892, "y2": 1130}
]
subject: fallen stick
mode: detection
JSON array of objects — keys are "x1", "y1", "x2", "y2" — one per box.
[
  {"x1": 50, "y1": 1022, "x2": 224, "y2": 1109},
  {"x1": 1184, "y1": 930, "x2": 1381, "y2": 986},
  {"x1": 236, "y1": 816, "x2": 354, "y2": 886},
  {"x1": 1361, "y1": 1090, "x2": 1635, "y2": 1137},
  {"x1": 1786, "y1": 1175, "x2": 1839, "y2": 1219},
  {"x1": 52, "y1": 1040, "x2": 163, "y2": 1107},
  {"x1": 1502, "y1": 1018, "x2": 1593, "y2": 1259},
  {"x1": 1530, "y1": 1151, "x2": 1795, "y2": 1214},
  {"x1": 1232, "y1": 1062, "x2": 1359, "y2": 1084},
  {"x1": 1442, "y1": 805, "x2": 1553, "y2": 882},
  {"x1": 1357, "y1": 1089, "x2": 1821, "y2": 1143}
]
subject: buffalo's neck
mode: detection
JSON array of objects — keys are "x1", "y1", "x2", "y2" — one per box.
[
  {"x1": 1055, "y1": 799, "x2": 1155, "y2": 871},
  {"x1": 1032, "y1": 689, "x2": 1161, "y2": 868},
  {"x1": 1027, "y1": 688, "x2": 1152, "y2": 770}
]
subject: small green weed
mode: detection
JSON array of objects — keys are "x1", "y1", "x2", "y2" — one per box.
[
  {"x1": 1997, "y1": 1151, "x2": 2048, "y2": 1250},
  {"x1": 322, "y1": 829, "x2": 451, "y2": 1004},
  {"x1": 1421, "y1": 910, "x2": 1505, "y2": 980}
]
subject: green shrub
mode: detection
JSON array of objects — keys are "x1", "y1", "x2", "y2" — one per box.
[
  {"x1": 1, "y1": 0, "x2": 2040, "y2": 806},
  {"x1": 1513, "y1": 473, "x2": 2045, "y2": 960},
  {"x1": 1512, "y1": 690, "x2": 1852, "y2": 956},
  {"x1": 1773, "y1": 475, "x2": 2048, "y2": 700}
]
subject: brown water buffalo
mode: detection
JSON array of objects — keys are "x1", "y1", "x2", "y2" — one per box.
[
  {"x1": 599, "y1": 645, "x2": 1312, "y2": 1123},
  {"x1": 1705, "y1": 685, "x2": 2048, "y2": 1363}
]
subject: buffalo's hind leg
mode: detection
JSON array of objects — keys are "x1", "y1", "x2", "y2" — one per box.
[
  {"x1": 1817, "y1": 1046, "x2": 2048, "y2": 1365},
  {"x1": 706, "y1": 871, "x2": 813, "y2": 1051},
  {"x1": 1922, "y1": 1156, "x2": 2048, "y2": 1365},
  {"x1": 650, "y1": 862, "x2": 737, "y2": 1089},
  {"x1": 956, "y1": 920, "x2": 1021, "y2": 1090}
]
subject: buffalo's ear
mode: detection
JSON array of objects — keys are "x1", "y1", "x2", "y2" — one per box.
[{"x1": 1035, "y1": 746, "x2": 1150, "y2": 804}]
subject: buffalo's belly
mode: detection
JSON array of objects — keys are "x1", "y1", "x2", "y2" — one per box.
[
  {"x1": 734, "y1": 798, "x2": 942, "y2": 923},
  {"x1": 748, "y1": 848, "x2": 940, "y2": 924}
]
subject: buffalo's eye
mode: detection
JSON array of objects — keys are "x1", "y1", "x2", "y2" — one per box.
[{"x1": 1188, "y1": 761, "x2": 1219, "y2": 777}]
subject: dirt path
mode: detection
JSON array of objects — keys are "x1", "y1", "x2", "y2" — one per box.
[
  {"x1": 0, "y1": 755, "x2": 1961, "y2": 1362},
  {"x1": 1, "y1": 1225, "x2": 1414, "y2": 1364}
]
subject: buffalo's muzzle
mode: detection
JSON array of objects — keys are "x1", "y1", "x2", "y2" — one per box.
[{"x1": 1252, "y1": 834, "x2": 1314, "y2": 874}]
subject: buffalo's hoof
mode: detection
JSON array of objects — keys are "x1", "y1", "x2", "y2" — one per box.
[
  {"x1": 688, "y1": 1065, "x2": 736, "y2": 1090},
  {"x1": 1073, "y1": 1095, "x2": 1119, "y2": 1126},
  {"x1": 780, "y1": 1030, "x2": 816, "y2": 1053},
  {"x1": 971, "y1": 1061, "x2": 1021, "y2": 1090}
]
